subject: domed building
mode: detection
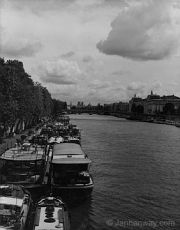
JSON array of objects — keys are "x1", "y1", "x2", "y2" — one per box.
[{"x1": 129, "y1": 91, "x2": 180, "y2": 115}]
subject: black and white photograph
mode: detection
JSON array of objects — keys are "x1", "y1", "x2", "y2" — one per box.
[{"x1": 0, "y1": 0, "x2": 180, "y2": 229}]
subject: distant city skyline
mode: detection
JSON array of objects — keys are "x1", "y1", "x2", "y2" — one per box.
[
  {"x1": 69, "y1": 90, "x2": 180, "y2": 107},
  {"x1": 1, "y1": 0, "x2": 180, "y2": 105}
]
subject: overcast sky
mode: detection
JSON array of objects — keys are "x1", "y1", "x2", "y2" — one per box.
[{"x1": 1, "y1": 0, "x2": 180, "y2": 105}]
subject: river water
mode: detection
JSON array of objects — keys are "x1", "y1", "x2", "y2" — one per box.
[{"x1": 68, "y1": 114, "x2": 180, "y2": 230}]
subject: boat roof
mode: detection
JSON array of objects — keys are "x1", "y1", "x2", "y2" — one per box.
[
  {"x1": 53, "y1": 154, "x2": 85, "y2": 160},
  {"x1": 0, "y1": 196, "x2": 23, "y2": 207},
  {"x1": 53, "y1": 143, "x2": 84, "y2": 155},
  {"x1": 0, "y1": 152, "x2": 44, "y2": 161},
  {"x1": 34, "y1": 206, "x2": 68, "y2": 230},
  {"x1": 52, "y1": 157, "x2": 92, "y2": 164},
  {"x1": 0, "y1": 145, "x2": 45, "y2": 161}
]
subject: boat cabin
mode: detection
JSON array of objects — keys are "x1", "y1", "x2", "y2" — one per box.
[
  {"x1": 0, "y1": 143, "x2": 46, "y2": 184},
  {"x1": 0, "y1": 185, "x2": 31, "y2": 230},
  {"x1": 51, "y1": 158, "x2": 92, "y2": 185}
]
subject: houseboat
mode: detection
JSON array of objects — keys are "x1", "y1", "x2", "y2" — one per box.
[
  {"x1": 175, "y1": 121, "x2": 180, "y2": 127},
  {"x1": 0, "y1": 184, "x2": 32, "y2": 230},
  {"x1": 32, "y1": 196, "x2": 70, "y2": 230},
  {"x1": 50, "y1": 143, "x2": 94, "y2": 203},
  {"x1": 0, "y1": 142, "x2": 51, "y2": 197}
]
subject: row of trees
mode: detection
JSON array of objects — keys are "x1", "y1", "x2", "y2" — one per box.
[{"x1": 0, "y1": 58, "x2": 67, "y2": 141}]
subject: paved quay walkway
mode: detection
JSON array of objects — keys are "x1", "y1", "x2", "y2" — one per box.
[{"x1": 0, "y1": 127, "x2": 37, "y2": 155}]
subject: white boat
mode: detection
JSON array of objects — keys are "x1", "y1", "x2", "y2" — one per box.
[
  {"x1": 50, "y1": 143, "x2": 94, "y2": 203},
  {"x1": 32, "y1": 196, "x2": 70, "y2": 230},
  {"x1": 63, "y1": 136, "x2": 81, "y2": 145},
  {"x1": 0, "y1": 184, "x2": 32, "y2": 230},
  {"x1": 48, "y1": 136, "x2": 64, "y2": 145}
]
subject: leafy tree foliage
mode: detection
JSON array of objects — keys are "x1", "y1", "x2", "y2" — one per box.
[
  {"x1": 0, "y1": 58, "x2": 67, "y2": 137},
  {"x1": 52, "y1": 99, "x2": 67, "y2": 116}
]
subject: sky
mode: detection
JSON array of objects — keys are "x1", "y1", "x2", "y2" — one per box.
[{"x1": 1, "y1": 0, "x2": 180, "y2": 105}]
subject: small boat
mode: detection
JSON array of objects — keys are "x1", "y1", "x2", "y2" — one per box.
[
  {"x1": 48, "y1": 136, "x2": 64, "y2": 145},
  {"x1": 0, "y1": 184, "x2": 32, "y2": 230},
  {"x1": 175, "y1": 121, "x2": 180, "y2": 127},
  {"x1": 63, "y1": 136, "x2": 81, "y2": 145},
  {"x1": 68, "y1": 137, "x2": 81, "y2": 145},
  {"x1": 50, "y1": 143, "x2": 94, "y2": 203},
  {"x1": 0, "y1": 142, "x2": 50, "y2": 196},
  {"x1": 165, "y1": 120, "x2": 175, "y2": 125},
  {"x1": 32, "y1": 196, "x2": 70, "y2": 230}
]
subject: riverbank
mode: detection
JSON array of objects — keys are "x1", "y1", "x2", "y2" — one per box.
[{"x1": 0, "y1": 126, "x2": 38, "y2": 155}]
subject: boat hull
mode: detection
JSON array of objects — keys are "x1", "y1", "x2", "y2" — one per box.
[
  {"x1": 9, "y1": 182, "x2": 49, "y2": 200},
  {"x1": 51, "y1": 183, "x2": 94, "y2": 203}
]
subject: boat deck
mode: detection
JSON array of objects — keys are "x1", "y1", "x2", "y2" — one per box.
[
  {"x1": 0, "y1": 147, "x2": 44, "y2": 161},
  {"x1": 34, "y1": 206, "x2": 68, "y2": 230}
]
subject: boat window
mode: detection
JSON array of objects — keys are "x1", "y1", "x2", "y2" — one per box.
[
  {"x1": 78, "y1": 164, "x2": 88, "y2": 171},
  {"x1": 4, "y1": 205, "x2": 10, "y2": 209},
  {"x1": 66, "y1": 164, "x2": 79, "y2": 172}
]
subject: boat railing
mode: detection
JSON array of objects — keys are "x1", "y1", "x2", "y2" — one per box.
[{"x1": 1, "y1": 144, "x2": 46, "y2": 158}]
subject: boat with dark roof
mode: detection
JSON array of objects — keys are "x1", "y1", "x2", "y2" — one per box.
[{"x1": 50, "y1": 143, "x2": 94, "y2": 203}]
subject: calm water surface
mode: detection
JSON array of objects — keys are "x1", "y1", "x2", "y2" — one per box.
[{"x1": 68, "y1": 114, "x2": 180, "y2": 230}]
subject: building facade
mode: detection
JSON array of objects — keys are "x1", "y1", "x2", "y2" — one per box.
[{"x1": 129, "y1": 91, "x2": 180, "y2": 114}]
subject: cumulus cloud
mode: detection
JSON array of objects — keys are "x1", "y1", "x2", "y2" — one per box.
[
  {"x1": 49, "y1": 84, "x2": 79, "y2": 98},
  {"x1": 88, "y1": 79, "x2": 111, "y2": 89},
  {"x1": 97, "y1": 0, "x2": 180, "y2": 61},
  {"x1": 83, "y1": 54, "x2": 96, "y2": 63},
  {"x1": 0, "y1": 27, "x2": 42, "y2": 58},
  {"x1": 151, "y1": 80, "x2": 163, "y2": 90},
  {"x1": 83, "y1": 54, "x2": 103, "y2": 75},
  {"x1": 127, "y1": 82, "x2": 146, "y2": 90},
  {"x1": 8, "y1": 0, "x2": 111, "y2": 14},
  {"x1": 61, "y1": 51, "x2": 75, "y2": 58},
  {"x1": 74, "y1": 0, "x2": 104, "y2": 8},
  {"x1": 127, "y1": 81, "x2": 147, "y2": 98},
  {"x1": 86, "y1": 82, "x2": 128, "y2": 103},
  {"x1": 112, "y1": 69, "x2": 130, "y2": 76},
  {"x1": 37, "y1": 59, "x2": 84, "y2": 85}
]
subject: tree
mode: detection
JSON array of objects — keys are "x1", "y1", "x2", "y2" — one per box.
[{"x1": 0, "y1": 57, "x2": 68, "y2": 132}]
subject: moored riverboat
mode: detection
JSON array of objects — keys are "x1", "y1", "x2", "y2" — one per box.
[
  {"x1": 50, "y1": 143, "x2": 94, "y2": 203},
  {"x1": 175, "y1": 121, "x2": 180, "y2": 127},
  {"x1": 32, "y1": 196, "x2": 70, "y2": 230},
  {"x1": 0, "y1": 142, "x2": 50, "y2": 196},
  {"x1": 0, "y1": 184, "x2": 32, "y2": 230}
]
